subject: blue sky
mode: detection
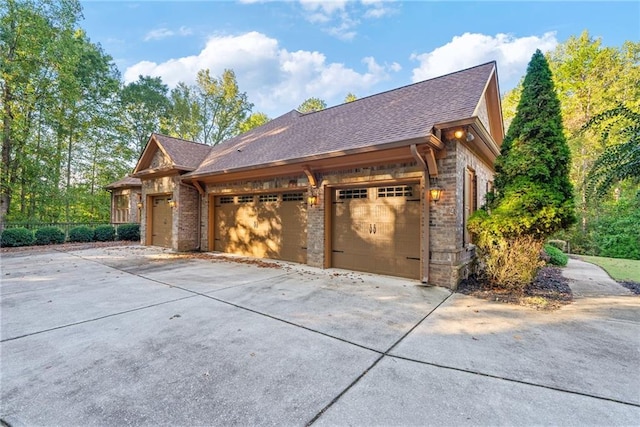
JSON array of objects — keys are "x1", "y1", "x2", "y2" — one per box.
[{"x1": 81, "y1": 1, "x2": 639, "y2": 118}]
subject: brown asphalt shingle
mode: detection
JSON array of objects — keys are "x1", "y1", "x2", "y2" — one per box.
[
  {"x1": 153, "y1": 134, "x2": 212, "y2": 170},
  {"x1": 105, "y1": 175, "x2": 141, "y2": 189},
  {"x1": 187, "y1": 62, "x2": 496, "y2": 177}
]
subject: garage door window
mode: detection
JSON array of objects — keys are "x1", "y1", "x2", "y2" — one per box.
[
  {"x1": 238, "y1": 195, "x2": 253, "y2": 203},
  {"x1": 259, "y1": 194, "x2": 278, "y2": 202},
  {"x1": 377, "y1": 186, "x2": 413, "y2": 198},
  {"x1": 282, "y1": 192, "x2": 304, "y2": 201},
  {"x1": 219, "y1": 196, "x2": 234, "y2": 204},
  {"x1": 338, "y1": 188, "x2": 367, "y2": 199}
]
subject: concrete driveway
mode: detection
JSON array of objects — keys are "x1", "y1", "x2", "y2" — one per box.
[{"x1": 1, "y1": 245, "x2": 638, "y2": 426}]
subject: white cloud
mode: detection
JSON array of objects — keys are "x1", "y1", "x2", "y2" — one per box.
[
  {"x1": 144, "y1": 26, "x2": 193, "y2": 41},
  {"x1": 124, "y1": 31, "x2": 400, "y2": 117},
  {"x1": 410, "y1": 31, "x2": 558, "y2": 87},
  {"x1": 296, "y1": 0, "x2": 397, "y2": 40}
]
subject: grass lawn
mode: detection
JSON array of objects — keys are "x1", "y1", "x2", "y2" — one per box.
[{"x1": 579, "y1": 255, "x2": 640, "y2": 282}]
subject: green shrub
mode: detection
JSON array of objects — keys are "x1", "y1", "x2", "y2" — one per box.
[
  {"x1": 117, "y1": 223, "x2": 140, "y2": 241},
  {"x1": 94, "y1": 225, "x2": 115, "y2": 242},
  {"x1": 68, "y1": 226, "x2": 94, "y2": 243},
  {"x1": 544, "y1": 244, "x2": 568, "y2": 266},
  {"x1": 35, "y1": 226, "x2": 65, "y2": 245},
  {"x1": 1, "y1": 227, "x2": 35, "y2": 247}
]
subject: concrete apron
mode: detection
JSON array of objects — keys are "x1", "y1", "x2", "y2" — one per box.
[{"x1": 1, "y1": 246, "x2": 639, "y2": 426}]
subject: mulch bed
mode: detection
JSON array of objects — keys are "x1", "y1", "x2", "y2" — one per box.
[
  {"x1": 619, "y1": 281, "x2": 640, "y2": 295},
  {"x1": 457, "y1": 266, "x2": 573, "y2": 310}
]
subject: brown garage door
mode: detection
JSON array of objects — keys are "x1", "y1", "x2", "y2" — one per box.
[
  {"x1": 332, "y1": 184, "x2": 420, "y2": 279},
  {"x1": 214, "y1": 192, "x2": 307, "y2": 263},
  {"x1": 151, "y1": 196, "x2": 173, "y2": 248}
]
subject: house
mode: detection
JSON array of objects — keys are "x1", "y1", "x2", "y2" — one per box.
[
  {"x1": 105, "y1": 175, "x2": 142, "y2": 224},
  {"x1": 127, "y1": 62, "x2": 504, "y2": 289}
]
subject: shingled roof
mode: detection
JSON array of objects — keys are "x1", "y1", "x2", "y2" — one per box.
[
  {"x1": 133, "y1": 133, "x2": 212, "y2": 176},
  {"x1": 105, "y1": 175, "x2": 141, "y2": 190},
  {"x1": 186, "y1": 62, "x2": 497, "y2": 179},
  {"x1": 151, "y1": 134, "x2": 212, "y2": 170}
]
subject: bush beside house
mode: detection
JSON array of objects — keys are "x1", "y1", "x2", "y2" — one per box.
[
  {"x1": 1, "y1": 227, "x2": 35, "y2": 247},
  {"x1": 34, "y1": 226, "x2": 66, "y2": 245}
]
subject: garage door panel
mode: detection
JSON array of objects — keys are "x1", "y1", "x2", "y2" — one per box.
[
  {"x1": 214, "y1": 193, "x2": 307, "y2": 264},
  {"x1": 332, "y1": 184, "x2": 420, "y2": 279},
  {"x1": 151, "y1": 196, "x2": 172, "y2": 248}
]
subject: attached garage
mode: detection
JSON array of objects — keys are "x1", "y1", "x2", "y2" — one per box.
[
  {"x1": 151, "y1": 195, "x2": 173, "y2": 248},
  {"x1": 331, "y1": 184, "x2": 421, "y2": 279},
  {"x1": 213, "y1": 192, "x2": 307, "y2": 263}
]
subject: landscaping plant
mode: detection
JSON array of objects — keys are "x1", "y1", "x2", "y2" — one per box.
[
  {"x1": 468, "y1": 50, "x2": 576, "y2": 291},
  {"x1": 117, "y1": 223, "x2": 140, "y2": 241},
  {"x1": 544, "y1": 244, "x2": 569, "y2": 266},
  {"x1": 34, "y1": 226, "x2": 65, "y2": 245},
  {"x1": 68, "y1": 226, "x2": 95, "y2": 243},
  {"x1": 94, "y1": 225, "x2": 116, "y2": 242},
  {"x1": 1, "y1": 227, "x2": 35, "y2": 247}
]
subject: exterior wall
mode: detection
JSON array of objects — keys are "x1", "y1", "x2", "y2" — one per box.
[
  {"x1": 110, "y1": 187, "x2": 141, "y2": 224},
  {"x1": 175, "y1": 183, "x2": 201, "y2": 251},
  {"x1": 144, "y1": 147, "x2": 494, "y2": 290},
  {"x1": 429, "y1": 137, "x2": 494, "y2": 289},
  {"x1": 476, "y1": 93, "x2": 491, "y2": 133}
]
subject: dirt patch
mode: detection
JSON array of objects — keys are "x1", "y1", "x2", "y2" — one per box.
[
  {"x1": 1, "y1": 241, "x2": 138, "y2": 254},
  {"x1": 457, "y1": 266, "x2": 573, "y2": 310}
]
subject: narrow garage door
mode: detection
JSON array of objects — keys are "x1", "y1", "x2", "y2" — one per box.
[
  {"x1": 151, "y1": 196, "x2": 173, "y2": 248},
  {"x1": 214, "y1": 192, "x2": 307, "y2": 263},
  {"x1": 332, "y1": 184, "x2": 420, "y2": 279}
]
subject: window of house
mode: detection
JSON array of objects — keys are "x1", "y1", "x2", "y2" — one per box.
[
  {"x1": 464, "y1": 168, "x2": 478, "y2": 246},
  {"x1": 114, "y1": 194, "x2": 129, "y2": 223}
]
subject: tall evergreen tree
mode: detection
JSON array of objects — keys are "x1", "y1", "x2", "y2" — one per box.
[
  {"x1": 469, "y1": 50, "x2": 576, "y2": 288},
  {"x1": 490, "y1": 49, "x2": 576, "y2": 237}
]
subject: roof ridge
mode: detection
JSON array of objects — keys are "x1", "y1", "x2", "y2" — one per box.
[
  {"x1": 153, "y1": 133, "x2": 212, "y2": 148},
  {"x1": 298, "y1": 61, "x2": 497, "y2": 116}
]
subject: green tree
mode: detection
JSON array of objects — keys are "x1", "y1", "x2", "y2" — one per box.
[
  {"x1": 344, "y1": 93, "x2": 357, "y2": 103},
  {"x1": 162, "y1": 69, "x2": 253, "y2": 145},
  {"x1": 238, "y1": 112, "x2": 270, "y2": 133},
  {"x1": 119, "y1": 75, "x2": 170, "y2": 157},
  {"x1": 470, "y1": 50, "x2": 575, "y2": 288},
  {"x1": 162, "y1": 82, "x2": 201, "y2": 142},
  {"x1": 0, "y1": 0, "x2": 82, "y2": 221},
  {"x1": 297, "y1": 97, "x2": 326, "y2": 113},
  {"x1": 583, "y1": 104, "x2": 640, "y2": 197}
]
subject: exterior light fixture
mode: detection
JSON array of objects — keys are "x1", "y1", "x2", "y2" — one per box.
[
  {"x1": 137, "y1": 202, "x2": 143, "y2": 208},
  {"x1": 453, "y1": 128, "x2": 475, "y2": 142},
  {"x1": 429, "y1": 177, "x2": 443, "y2": 202},
  {"x1": 454, "y1": 129, "x2": 465, "y2": 139},
  {"x1": 168, "y1": 199, "x2": 177, "y2": 208},
  {"x1": 307, "y1": 195, "x2": 317, "y2": 206}
]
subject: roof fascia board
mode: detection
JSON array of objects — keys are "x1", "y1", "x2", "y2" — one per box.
[{"x1": 184, "y1": 136, "x2": 433, "y2": 181}]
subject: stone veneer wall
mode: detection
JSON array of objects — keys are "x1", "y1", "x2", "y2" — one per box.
[
  {"x1": 428, "y1": 138, "x2": 495, "y2": 289},
  {"x1": 169, "y1": 148, "x2": 494, "y2": 290}
]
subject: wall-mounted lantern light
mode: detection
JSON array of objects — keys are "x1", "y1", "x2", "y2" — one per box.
[
  {"x1": 429, "y1": 177, "x2": 443, "y2": 202},
  {"x1": 307, "y1": 195, "x2": 317, "y2": 206},
  {"x1": 137, "y1": 202, "x2": 143, "y2": 208},
  {"x1": 453, "y1": 127, "x2": 475, "y2": 142},
  {"x1": 168, "y1": 199, "x2": 177, "y2": 208}
]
